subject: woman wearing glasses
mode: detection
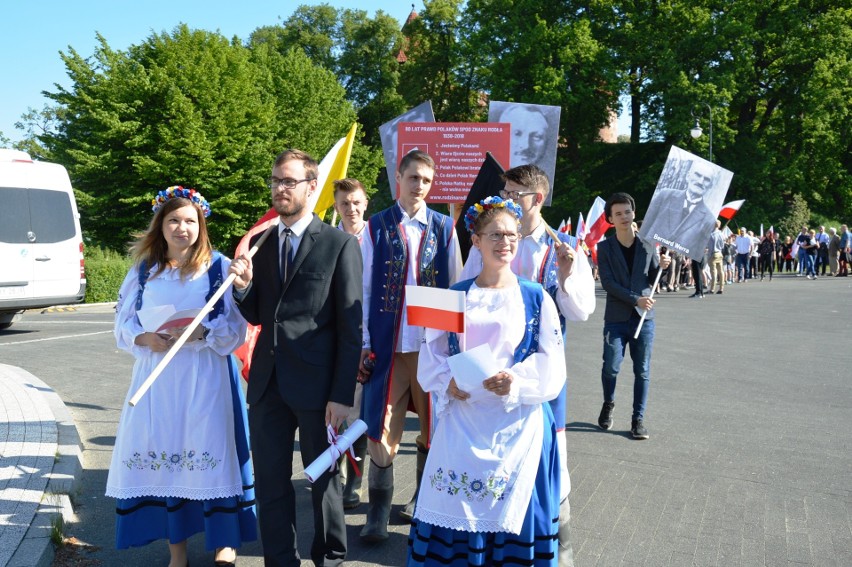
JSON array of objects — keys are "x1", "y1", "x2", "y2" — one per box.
[{"x1": 407, "y1": 197, "x2": 565, "y2": 566}]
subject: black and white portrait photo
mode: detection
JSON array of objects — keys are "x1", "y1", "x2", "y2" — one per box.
[
  {"x1": 379, "y1": 101, "x2": 435, "y2": 198},
  {"x1": 639, "y1": 146, "x2": 733, "y2": 259},
  {"x1": 488, "y1": 101, "x2": 560, "y2": 203}
]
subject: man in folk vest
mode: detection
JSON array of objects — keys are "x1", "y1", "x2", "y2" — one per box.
[{"x1": 359, "y1": 150, "x2": 463, "y2": 542}]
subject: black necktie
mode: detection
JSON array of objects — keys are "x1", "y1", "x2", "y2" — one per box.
[{"x1": 281, "y1": 227, "x2": 293, "y2": 282}]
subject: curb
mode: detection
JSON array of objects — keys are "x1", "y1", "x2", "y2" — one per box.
[
  {"x1": 40, "y1": 302, "x2": 116, "y2": 312},
  {"x1": 2, "y1": 366, "x2": 82, "y2": 567}
]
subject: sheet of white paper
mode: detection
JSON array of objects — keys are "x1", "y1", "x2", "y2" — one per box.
[
  {"x1": 446, "y1": 343, "x2": 500, "y2": 401},
  {"x1": 136, "y1": 304, "x2": 176, "y2": 333}
]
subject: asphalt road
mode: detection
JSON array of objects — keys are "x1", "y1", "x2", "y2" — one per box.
[{"x1": 1, "y1": 272, "x2": 850, "y2": 566}]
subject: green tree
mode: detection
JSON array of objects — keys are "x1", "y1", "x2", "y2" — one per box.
[
  {"x1": 250, "y1": 6, "x2": 406, "y2": 150},
  {"x1": 337, "y1": 9, "x2": 408, "y2": 147},
  {"x1": 398, "y1": 0, "x2": 483, "y2": 122},
  {"x1": 590, "y1": 1, "x2": 851, "y2": 224},
  {"x1": 37, "y1": 25, "x2": 369, "y2": 252},
  {"x1": 250, "y1": 4, "x2": 339, "y2": 71},
  {"x1": 42, "y1": 27, "x2": 279, "y2": 250},
  {"x1": 777, "y1": 193, "x2": 810, "y2": 240},
  {"x1": 466, "y1": 0, "x2": 620, "y2": 145}
]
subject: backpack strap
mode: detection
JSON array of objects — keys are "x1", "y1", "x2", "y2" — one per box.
[
  {"x1": 205, "y1": 251, "x2": 224, "y2": 321},
  {"x1": 135, "y1": 260, "x2": 150, "y2": 311}
]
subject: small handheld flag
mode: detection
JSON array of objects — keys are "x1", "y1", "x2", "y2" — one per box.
[{"x1": 405, "y1": 285, "x2": 465, "y2": 333}]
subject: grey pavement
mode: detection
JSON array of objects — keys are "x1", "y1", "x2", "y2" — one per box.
[
  {"x1": 0, "y1": 273, "x2": 850, "y2": 566},
  {"x1": 0, "y1": 364, "x2": 80, "y2": 567}
]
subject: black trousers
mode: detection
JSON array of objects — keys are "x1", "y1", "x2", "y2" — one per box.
[
  {"x1": 759, "y1": 254, "x2": 774, "y2": 278},
  {"x1": 249, "y1": 377, "x2": 346, "y2": 567},
  {"x1": 691, "y1": 259, "x2": 705, "y2": 294}
]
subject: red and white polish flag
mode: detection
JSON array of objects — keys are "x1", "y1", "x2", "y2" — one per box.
[
  {"x1": 584, "y1": 196, "x2": 613, "y2": 250},
  {"x1": 576, "y1": 213, "x2": 586, "y2": 241},
  {"x1": 405, "y1": 285, "x2": 465, "y2": 334},
  {"x1": 233, "y1": 208, "x2": 279, "y2": 381},
  {"x1": 719, "y1": 199, "x2": 745, "y2": 220}
]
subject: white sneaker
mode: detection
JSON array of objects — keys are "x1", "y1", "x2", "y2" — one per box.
[{"x1": 807, "y1": 275, "x2": 813, "y2": 279}]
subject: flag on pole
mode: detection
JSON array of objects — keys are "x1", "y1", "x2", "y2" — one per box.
[
  {"x1": 309, "y1": 123, "x2": 358, "y2": 219},
  {"x1": 231, "y1": 209, "x2": 279, "y2": 380},
  {"x1": 576, "y1": 213, "x2": 587, "y2": 240},
  {"x1": 760, "y1": 223, "x2": 764, "y2": 237},
  {"x1": 768, "y1": 225, "x2": 774, "y2": 236},
  {"x1": 584, "y1": 196, "x2": 612, "y2": 249},
  {"x1": 560, "y1": 216, "x2": 572, "y2": 234},
  {"x1": 719, "y1": 199, "x2": 745, "y2": 220},
  {"x1": 405, "y1": 285, "x2": 465, "y2": 333}
]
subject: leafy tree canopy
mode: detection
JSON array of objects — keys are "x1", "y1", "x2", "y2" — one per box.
[
  {"x1": 38, "y1": 25, "x2": 378, "y2": 253},
  {"x1": 14, "y1": 2, "x2": 850, "y2": 239}
]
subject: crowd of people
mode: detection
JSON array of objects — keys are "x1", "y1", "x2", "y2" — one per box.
[
  {"x1": 647, "y1": 223, "x2": 852, "y2": 298},
  {"x1": 106, "y1": 146, "x2": 847, "y2": 567}
]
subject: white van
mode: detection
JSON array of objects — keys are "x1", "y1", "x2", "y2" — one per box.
[{"x1": 0, "y1": 149, "x2": 86, "y2": 329}]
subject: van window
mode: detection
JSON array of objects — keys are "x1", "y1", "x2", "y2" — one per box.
[
  {"x1": 0, "y1": 187, "x2": 76, "y2": 244},
  {"x1": 27, "y1": 188, "x2": 77, "y2": 242},
  {"x1": 0, "y1": 187, "x2": 30, "y2": 243}
]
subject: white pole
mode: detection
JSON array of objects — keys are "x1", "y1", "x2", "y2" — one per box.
[
  {"x1": 633, "y1": 251, "x2": 668, "y2": 339},
  {"x1": 128, "y1": 221, "x2": 278, "y2": 406}
]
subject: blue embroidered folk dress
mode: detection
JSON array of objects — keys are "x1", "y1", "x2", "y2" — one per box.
[
  {"x1": 408, "y1": 278, "x2": 565, "y2": 566},
  {"x1": 106, "y1": 257, "x2": 257, "y2": 550}
]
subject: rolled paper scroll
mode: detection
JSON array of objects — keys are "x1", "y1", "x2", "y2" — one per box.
[{"x1": 304, "y1": 419, "x2": 368, "y2": 483}]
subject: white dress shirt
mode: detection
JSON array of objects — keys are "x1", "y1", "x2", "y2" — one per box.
[
  {"x1": 460, "y1": 221, "x2": 595, "y2": 322},
  {"x1": 361, "y1": 203, "x2": 462, "y2": 352}
]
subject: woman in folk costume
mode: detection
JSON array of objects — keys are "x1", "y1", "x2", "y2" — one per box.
[
  {"x1": 106, "y1": 187, "x2": 256, "y2": 567},
  {"x1": 408, "y1": 196, "x2": 566, "y2": 566}
]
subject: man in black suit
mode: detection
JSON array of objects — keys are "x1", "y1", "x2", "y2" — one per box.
[{"x1": 229, "y1": 149, "x2": 363, "y2": 566}]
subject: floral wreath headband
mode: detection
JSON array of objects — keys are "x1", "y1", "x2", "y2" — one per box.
[
  {"x1": 463, "y1": 196, "x2": 523, "y2": 234},
  {"x1": 151, "y1": 186, "x2": 211, "y2": 217}
]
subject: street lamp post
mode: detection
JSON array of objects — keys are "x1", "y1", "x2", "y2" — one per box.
[{"x1": 690, "y1": 103, "x2": 713, "y2": 163}]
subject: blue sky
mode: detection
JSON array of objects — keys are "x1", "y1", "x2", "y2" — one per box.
[{"x1": 0, "y1": 1, "x2": 627, "y2": 145}]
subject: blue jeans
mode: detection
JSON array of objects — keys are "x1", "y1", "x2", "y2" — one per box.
[
  {"x1": 736, "y1": 253, "x2": 750, "y2": 281},
  {"x1": 800, "y1": 250, "x2": 815, "y2": 275},
  {"x1": 601, "y1": 316, "x2": 655, "y2": 422}
]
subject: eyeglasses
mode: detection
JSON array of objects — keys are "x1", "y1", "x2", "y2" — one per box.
[
  {"x1": 480, "y1": 231, "x2": 520, "y2": 242},
  {"x1": 499, "y1": 189, "x2": 537, "y2": 200},
  {"x1": 268, "y1": 177, "x2": 313, "y2": 190}
]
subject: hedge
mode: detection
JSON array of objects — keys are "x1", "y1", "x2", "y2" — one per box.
[{"x1": 84, "y1": 245, "x2": 132, "y2": 304}]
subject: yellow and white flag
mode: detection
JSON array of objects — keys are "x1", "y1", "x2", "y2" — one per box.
[{"x1": 309, "y1": 123, "x2": 358, "y2": 219}]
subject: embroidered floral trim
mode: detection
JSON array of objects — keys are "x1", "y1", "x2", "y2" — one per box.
[
  {"x1": 429, "y1": 467, "x2": 512, "y2": 502},
  {"x1": 123, "y1": 450, "x2": 220, "y2": 472}
]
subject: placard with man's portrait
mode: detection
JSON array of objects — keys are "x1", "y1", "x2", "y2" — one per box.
[
  {"x1": 488, "y1": 101, "x2": 560, "y2": 204},
  {"x1": 639, "y1": 146, "x2": 733, "y2": 259}
]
